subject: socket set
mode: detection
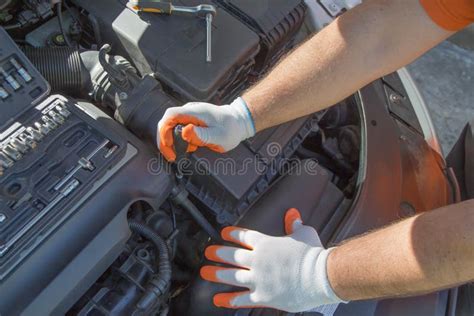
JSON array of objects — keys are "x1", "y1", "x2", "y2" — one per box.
[
  {"x1": 0, "y1": 95, "x2": 125, "y2": 273},
  {"x1": 0, "y1": 27, "x2": 50, "y2": 129},
  {"x1": 0, "y1": 101, "x2": 72, "y2": 174},
  {"x1": 0, "y1": 27, "x2": 131, "y2": 279}
]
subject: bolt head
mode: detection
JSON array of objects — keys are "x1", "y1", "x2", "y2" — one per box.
[
  {"x1": 0, "y1": 213, "x2": 6, "y2": 223},
  {"x1": 390, "y1": 93, "x2": 403, "y2": 104},
  {"x1": 119, "y1": 92, "x2": 128, "y2": 100}
]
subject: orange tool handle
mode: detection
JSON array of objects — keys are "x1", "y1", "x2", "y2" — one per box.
[{"x1": 130, "y1": 1, "x2": 172, "y2": 14}]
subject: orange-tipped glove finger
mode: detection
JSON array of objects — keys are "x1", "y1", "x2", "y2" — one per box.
[
  {"x1": 157, "y1": 98, "x2": 256, "y2": 162},
  {"x1": 205, "y1": 245, "x2": 253, "y2": 269},
  {"x1": 200, "y1": 208, "x2": 346, "y2": 313},
  {"x1": 220, "y1": 226, "x2": 263, "y2": 250},
  {"x1": 181, "y1": 124, "x2": 226, "y2": 153},
  {"x1": 158, "y1": 114, "x2": 206, "y2": 161},
  {"x1": 285, "y1": 207, "x2": 322, "y2": 246},
  {"x1": 213, "y1": 291, "x2": 262, "y2": 309},
  {"x1": 284, "y1": 207, "x2": 303, "y2": 234},
  {"x1": 200, "y1": 266, "x2": 252, "y2": 288}
]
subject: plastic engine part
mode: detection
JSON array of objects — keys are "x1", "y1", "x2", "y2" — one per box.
[
  {"x1": 172, "y1": 160, "x2": 347, "y2": 315},
  {"x1": 72, "y1": 0, "x2": 260, "y2": 103},
  {"x1": 72, "y1": 0, "x2": 307, "y2": 102},
  {"x1": 181, "y1": 115, "x2": 316, "y2": 225},
  {"x1": 216, "y1": 0, "x2": 307, "y2": 72}
]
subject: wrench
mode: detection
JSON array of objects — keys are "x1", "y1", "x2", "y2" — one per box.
[{"x1": 130, "y1": 1, "x2": 216, "y2": 62}]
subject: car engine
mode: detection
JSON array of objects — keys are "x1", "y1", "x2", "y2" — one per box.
[{"x1": 0, "y1": 1, "x2": 362, "y2": 315}]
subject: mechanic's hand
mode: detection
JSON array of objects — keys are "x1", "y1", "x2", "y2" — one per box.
[
  {"x1": 157, "y1": 98, "x2": 256, "y2": 161},
  {"x1": 200, "y1": 208, "x2": 345, "y2": 312}
]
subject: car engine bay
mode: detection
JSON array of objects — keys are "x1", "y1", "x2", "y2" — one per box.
[{"x1": 0, "y1": 1, "x2": 366, "y2": 314}]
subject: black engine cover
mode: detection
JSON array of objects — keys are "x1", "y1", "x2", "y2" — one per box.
[
  {"x1": 72, "y1": 0, "x2": 306, "y2": 102},
  {"x1": 74, "y1": 0, "x2": 260, "y2": 102}
]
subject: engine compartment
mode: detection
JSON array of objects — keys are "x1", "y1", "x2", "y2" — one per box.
[{"x1": 0, "y1": 1, "x2": 363, "y2": 315}]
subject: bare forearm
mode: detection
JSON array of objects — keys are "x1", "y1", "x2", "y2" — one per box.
[
  {"x1": 328, "y1": 199, "x2": 474, "y2": 301},
  {"x1": 243, "y1": 0, "x2": 452, "y2": 132}
]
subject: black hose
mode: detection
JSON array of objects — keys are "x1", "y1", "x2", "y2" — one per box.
[
  {"x1": 56, "y1": 2, "x2": 73, "y2": 47},
  {"x1": 98, "y1": 44, "x2": 132, "y2": 90},
  {"x1": 22, "y1": 45, "x2": 142, "y2": 110},
  {"x1": 182, "y1": 197, "x2": 221, "y2": 240},
  {"x1": 129, "y1": 221, "x2": 172, "y2": 311},
  {"x1": 22, "y1": 46, "x2": 89, "y2": 95},
  {"x1": 87, "y1": 13, "x2": 102, "y2": 46},
  {"x1": 170, "y1": 186, "x2": 221, "y2": 241}
]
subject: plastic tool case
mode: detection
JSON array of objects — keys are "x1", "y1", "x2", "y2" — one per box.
[{"x1": 0, "y1": 28, "x2": 173, "y2": 314}]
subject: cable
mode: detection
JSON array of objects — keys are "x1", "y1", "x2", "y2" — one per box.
[
  {"x1": 169, "y1": 202, "x2": 177, "y2": 230},
  {"x1": 64, "y1": 1, "x2": 81, "y2": 25},
  {"x1": 56, "y1": 2, "x2": 73, "y2": 47},
  {"x1": 129, "y1": 221, "x2": 172, "y2": 312},
  {"x1": 87, "y1": 13, "x2": 102, "y2": 46}
]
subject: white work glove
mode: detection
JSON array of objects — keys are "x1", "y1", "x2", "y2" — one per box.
[
  {"x1": 157, "y1": 98, "x2": 256, "y2": 161},
  {"x1": 200, "y1": 208, "x2": 346, "y2": 312}
]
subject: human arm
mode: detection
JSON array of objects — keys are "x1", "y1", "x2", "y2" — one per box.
[
  {"x1": 157, "y1": 0, "x2": 453, "y2": 161},
  {"x1": 328, "y1": 199, "x2": 474, "y2": 301},
  {"x1": 243, "y1": 0, "x2": 453, "y2": 131},
  {"x1": 201, "y1": 200, "x2": 474, "y2": 311}
]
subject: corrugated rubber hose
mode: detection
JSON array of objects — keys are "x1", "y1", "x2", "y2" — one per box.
[
  {"x1": 22, "y1": 46, "x2": 87, "y2": 96},
  {"x1": 128, "y1": 221, "x2": 172, "y2": 311}
]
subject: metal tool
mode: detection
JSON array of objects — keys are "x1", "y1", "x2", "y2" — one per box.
[
  {"x1": 130, "y1": 1, "x2": 216, "y2": 62},
  {"x1": 0, "y1": 86, "x2": 8, "y2": 99},
  {"x1": 205, "y1": 12, "x2": 212, "y2": 62},
  {"x1": 0, "y1": 66, "x2": 20, "y2": 90},
  {"x1": 10, "y1": 58, "x2": 32, "y2": 83},
  {"x1": 54, "y1": 139, "x2": 110, "y2": 191}
]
